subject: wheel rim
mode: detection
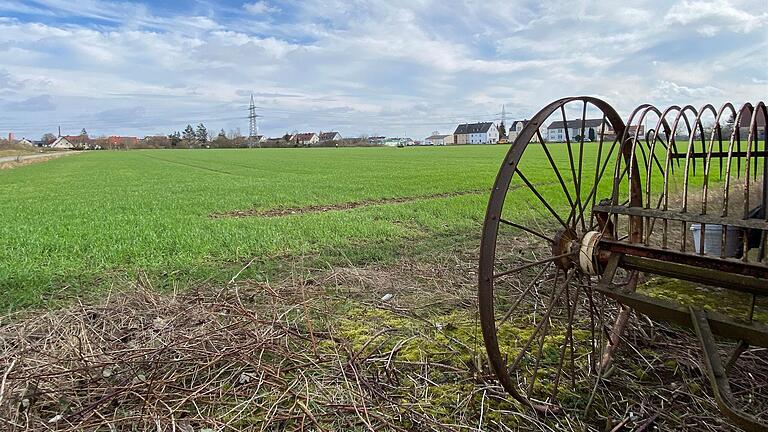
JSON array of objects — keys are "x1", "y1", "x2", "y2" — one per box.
[{"x1": 478, "y1": 97, "x2": 643, "y2": 412}]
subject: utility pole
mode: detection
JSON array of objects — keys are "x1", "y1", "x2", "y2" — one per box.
[
  {"x1": 501, "y1": 104, "x2": 506, "y2": 129},
  {"x1": 248, "y1": 93, "x2": 260, "y2": 148}
]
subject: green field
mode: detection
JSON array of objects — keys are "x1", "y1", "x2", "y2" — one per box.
[
  {"x1": 0, "y1": 147, "x2": 514, "y2": 309},
  {"x1": 0, "y1": 143, "x2": 729, "y2": 310}
]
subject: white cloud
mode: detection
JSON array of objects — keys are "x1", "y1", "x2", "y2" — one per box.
[
  {"x1": 665, "y1": 0, "x2": 768, "y2": 35},
  {"x1": 242, "y1": 1, "x2": 279, "y2": 15},
  {"x1": 0, "y1": 0, "x2": 765, "y2": 139}
]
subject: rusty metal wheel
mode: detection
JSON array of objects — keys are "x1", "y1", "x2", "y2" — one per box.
[{"x1": 478, "y1": 97, "x2": 643, "y2": 413}]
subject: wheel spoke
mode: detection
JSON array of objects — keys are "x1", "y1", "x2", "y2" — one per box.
[
  {"x1": 493, "y1": 252, "x2": 574, "y2": 279},
  {"x1": 508, "y1": 270, "x2": 575, "y2": 375},
  {"x1": 575, "y1": 102, "x2": 587, "y2": 232},
  {"x1": 561, "y1": 105, "x2": 579, "y2": 194},
  {"x1": 499, "y1": 218, "x2": 555, "y2": 244},
  {"x1": 515, "y1": 168, "x2": 569, "y2": 229},
  {"x1": 550, "y1": 276, "x2": 583, "y2": 402},
  {"x1": 497, "y1": 262, "x2": 552, "y2": 325},
  {"x1": 579, "y1": 135, "x2": 621, "y2": 229},
  {"x1": 537, "y1": 129, "x2": 575, "y2": 210}
]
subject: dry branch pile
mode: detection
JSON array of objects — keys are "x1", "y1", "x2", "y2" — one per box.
[
  {"x1": 0, "y1": 257, "x2": 766, "y2": 431},
  {"x1": 0, "y1": 279, "x2": 467, "y2": 431}
]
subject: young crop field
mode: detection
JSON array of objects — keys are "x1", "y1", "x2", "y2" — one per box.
[
  {"x1": 1, "y1": 146, "x2": 510, "y2": 309},
  {"x1": 0, "y1": 143, "x2": 731, "y2": 310}
]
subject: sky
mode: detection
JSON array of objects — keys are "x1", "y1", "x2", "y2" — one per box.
[{"x1": 0, "y1": 0, "x2": 766, "y2": 140}]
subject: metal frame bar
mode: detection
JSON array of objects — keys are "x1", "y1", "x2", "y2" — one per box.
[{"x1": 690, "y1": 308, "x2": 768, "y2": 432}]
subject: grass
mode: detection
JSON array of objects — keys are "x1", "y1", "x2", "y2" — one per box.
[
  {"x1": 0, "y1": 146, "x2": 507, "y2": 309},
  {"x1": 0, "y1": 142, "x2": 751, "y2": 310}
]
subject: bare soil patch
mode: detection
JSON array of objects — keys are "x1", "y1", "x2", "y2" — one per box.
[{"x1": 212, "y1": 189, "x2": 486, "y2": 218}]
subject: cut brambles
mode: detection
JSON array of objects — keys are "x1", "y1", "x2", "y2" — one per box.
[{"x1": 1, "y1": 253, "x2": 765, "y2": 431}]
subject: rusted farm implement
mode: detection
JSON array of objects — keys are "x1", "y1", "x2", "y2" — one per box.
[{"x1": 478, "y1": 97, "x2": 768, "y2": 430}]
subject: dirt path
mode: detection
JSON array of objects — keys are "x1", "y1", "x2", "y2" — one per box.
[{"x1": 0, "y1": 151, "x2": 77, "y2": 169}]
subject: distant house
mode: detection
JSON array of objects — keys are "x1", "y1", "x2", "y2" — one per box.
[
  {"x1": 107, "y1": 136, "x2": 139, "y2": 148},
  {"x1": 424, "y1": 134, "x2": 452, "y2": 146},
  {"x1": 63, "y1": 134, "x2": 91, "y2": 148},
  {"x1": 507, "y1": 120, "x2": 529, "y2": 142},
  {"x1": 626, "y1": 125, "x2": 645, "y2": 138},
  {"x1": 293, "y1": 133, "x2": 319, "y2": 146},
  {"x1": 383, "y1": 137, "x2": 413, "y2": 147},
  {"x1": 546, "y1": 119, "x2": 608, "y2": 142},
  {"x1": 454, "y1": 122, "x2": 499, "y2": 144},
  {"x1": 17, "y1": 138, "x2": 34, "y2": 146},
  {"x1": 368, "y1": 136, "x2": 386, "y2": 145},
  {"x1": 738, "y1": 105, "x2": 767, "y2": 139},
  {"x1": 50, "y1": 136, "x2": 76, "y2": 149},
  {"x1": 318, "y1": 132, "x2": 342, "y2": 142}
]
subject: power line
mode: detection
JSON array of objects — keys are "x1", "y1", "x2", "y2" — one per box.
[{"x1": 247, "y1": 93, "x2": 260, "y2": 148}]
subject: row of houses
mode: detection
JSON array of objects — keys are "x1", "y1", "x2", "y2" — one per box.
[
  {"x1": 423, "y1": 119, "x2": 530, "y2": 146},
  {"x1": 282, "y1": 131, "x2": 343, "y2": 146},
  {"x1": 422, "y1": 118, "x2": 625, "y2": 145},
  {"x1": 20, "y1": 134, "x2": 139, "y2": 149}
]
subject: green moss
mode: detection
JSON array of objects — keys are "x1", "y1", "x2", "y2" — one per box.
[{"x1": 639, "y1": 277, "x2": 768, "y2": 323}]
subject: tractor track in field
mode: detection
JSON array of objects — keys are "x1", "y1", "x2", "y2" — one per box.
[
  {"x1": 211, "y1": 188, "x2": 491, "y2": 218},
  {"x1": 139, "y1": 153, "x2": 241, "y2": 177}
]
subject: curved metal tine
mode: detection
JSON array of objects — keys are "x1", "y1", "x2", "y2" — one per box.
[
  {"x1": 515, "y1": 168, "x2": 569, "y2": 229},
  {"x1": 662, "y1": 107, "x2": 696, "y2": 212},
  {"x1": 690, "y1": 105, "x2": 719, "y2": 254},
  {"x1": 643, "y1": 112, "x2": 677, "y2": 245},
  {"x1": 588, "y1": 115, "x2": 609, "y2": 229},
  {"x1": 626, "y1": 106, "x2": 659, "y2": 244},
  {"x1": 643, "y1": 194, "x2": 669, "y2": 245},
  {"x1": 759, "y1": 104, "x2": 768, "y2": 264},
  {"x1": 690, "y1": 307, "x2": 768, "y2": 432},
  {"x1": 681, "y1": 106, "x2": 705, "y2": 214},
  {"x1": 741, "y1": 104, "x2": 765, "y2": 263},
  {"x1": 718, "y1": 105, "x2": 748, "y2": 258},
  {"x1": 676, "y1": 107, "x2": 702, "y2": 253},
  {"x1": 642, "y1": 131, "x2": 666, "y2": 181},
  {"x1": 497, "y1": 262, "x2": 552, "y2": 325},
  {"x1": 507, "y1": 270, "x2": 575, "y2": 376},
  {"x1": 723, "y1": 105, "x2": 751, "y2": 219},
  {"x1": 703, "y1": 104, "x2": 738, "y2": 220}
]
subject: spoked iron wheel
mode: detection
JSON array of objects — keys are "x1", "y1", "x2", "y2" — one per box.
[{"x1": 478, "y1": 97, "x2": 643, "y2": 413}]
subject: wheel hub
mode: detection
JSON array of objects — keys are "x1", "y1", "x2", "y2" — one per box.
[
  {"x1": 552, "y1": 229, "x2": 604, "y2": 275},
  {"x1": 552, "y1": 228, "x2": 578, "y2": 270}
]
